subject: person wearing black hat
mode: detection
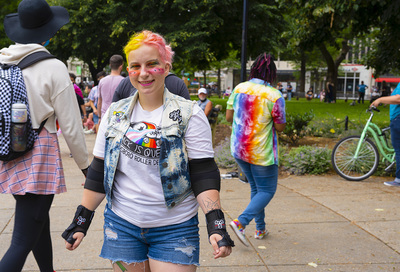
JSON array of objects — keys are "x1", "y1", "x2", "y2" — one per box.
[{"x1": 0, "y1": 0, "x2": 89, "y2": 271}]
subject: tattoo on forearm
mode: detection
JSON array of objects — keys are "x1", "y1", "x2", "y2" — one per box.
[{"x1": 202, "y1": 197, "x2": 220, "y2": 212}]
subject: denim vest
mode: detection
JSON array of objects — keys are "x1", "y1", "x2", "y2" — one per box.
[{"x1": 103, "y1": 88, "x2": 195, "y2": 209}]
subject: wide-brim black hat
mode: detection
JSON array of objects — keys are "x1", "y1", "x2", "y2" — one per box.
[{"x1": 4, "y1": 0, "x2": 69, "y2": 44}]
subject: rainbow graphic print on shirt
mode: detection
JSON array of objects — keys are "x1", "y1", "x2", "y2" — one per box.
[
  {"x1": 121, "y1": 121, "x2": 161, "y2": 164},
  {"x1": 125, "y1": 122, "x2": 160, "y2": 148},
  {"x1": 227, "y1": 79, "x2": 286, "y2": 166}
]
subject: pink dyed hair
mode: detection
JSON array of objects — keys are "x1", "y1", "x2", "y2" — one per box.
[{"x1": 124, "y1": 30, "x2": 174, "y2": 65}]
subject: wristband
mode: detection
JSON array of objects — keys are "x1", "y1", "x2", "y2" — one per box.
[
  {"x1": 205, "y1": 209, "x2": 235, "y2": 248},
  {"x1": 62, "y1": 205, "x2": 95, "y2": 244}
]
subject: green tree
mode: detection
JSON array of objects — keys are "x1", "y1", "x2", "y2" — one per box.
[
  {"x1": 47, "y1": 0, "x2": 284, "y2": 82},
  {"x1": 281, "y1": 1, "x2": 350, "y2": 99},
  {"x1": 364, "y1": 1, "x2": 400, "y2": 76},
  {"x1": 0, "y1": 1, "x2": 19, "y2": 49},
  {"x1": 48, "y1": 0, "x2": 130, "y2": 83},
  {"x1": 280, "y1": 0, "x2": 389, "y2": 99}
]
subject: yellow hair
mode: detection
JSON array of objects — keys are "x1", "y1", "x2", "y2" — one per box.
[{"x1": 124, "y1": 31, "x2": 147, "y2": 61}]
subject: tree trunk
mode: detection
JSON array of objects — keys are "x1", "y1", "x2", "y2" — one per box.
[
  {"x1": 318, "y1": 40, "x2": 351, "y2": 101},
  {"x1": 203, "y1": 70, "x2": 207, "y2": 87},
  {"x1": 333, "y1": 40, "x2": 351, "y2": 100},
  {"x1": 88, "y1": 61, "x2": 104, "y2": 86},
  {"x1": 86, "y1": 56, "x2": 107, "y2": 85},
  {"x1": 300, "y1": 51, "x2": 306, "y2": 95},
  {"x1": 313, "y1": 68, "x2": 320, "y2": 91},
  {"x1": 217, "y1": 68, "x2": 221, "y2": 98}
]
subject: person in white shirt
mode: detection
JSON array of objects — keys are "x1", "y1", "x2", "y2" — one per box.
[{"x1": 63, "y1": 30, "x2": 234, "y2": 272}]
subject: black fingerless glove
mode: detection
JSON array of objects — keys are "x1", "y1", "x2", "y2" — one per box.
[
  {"x1": 62, "y1": 205, "x2": 95, "y2": 244},
  {"x1": 81, "y1": 167, "x2": 89, "y2": 178},
  {"x1": 205, "y1": 209, "x2": 235, "y2": 248}
]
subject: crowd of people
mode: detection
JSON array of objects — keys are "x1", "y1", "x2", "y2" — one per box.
[{"x1": 273, "y1": 80, "x2": 391, "y2": 104}]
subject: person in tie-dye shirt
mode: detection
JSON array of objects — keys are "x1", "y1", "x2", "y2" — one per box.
[{"x1": 226, "y1": 53, "x2": 286, "y2": 246}]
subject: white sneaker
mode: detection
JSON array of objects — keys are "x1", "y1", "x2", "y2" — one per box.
[
  {"x1": 229, "y1": 220, "x2": 249, "y2": 247},
  {"x1": 254, "y1": 229, "x2": 269, "y2": 239},
  {"x1": 84, "y1": 129, "x2": 95, "y2": 134},
  {"x1": 384, "y1": 181, "x2": 400, "y2": 187}
]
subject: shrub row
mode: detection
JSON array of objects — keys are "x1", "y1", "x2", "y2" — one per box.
[{"x1": 214, "y1": 138, "x2": 332, "y2": 176}]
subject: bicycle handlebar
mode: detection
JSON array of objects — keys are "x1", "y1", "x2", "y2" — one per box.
[{"x1": 367, "y1": 106, "x2": 380, "y2": 113}]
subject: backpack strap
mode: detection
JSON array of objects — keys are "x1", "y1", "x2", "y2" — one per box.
[
  {"x1": 18, "y1": 51, "x2": 54, "y2": 131},
  {"x1": 18, "y1": 51, "x2": 55, "y2": 70},
  {"x1": 36, "y1": 117, "x2": 48, "y2": 135}
]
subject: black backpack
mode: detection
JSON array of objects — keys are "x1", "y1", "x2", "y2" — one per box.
[{"x1": 0, "y1": 51, "x2": 54, "y2": 161}]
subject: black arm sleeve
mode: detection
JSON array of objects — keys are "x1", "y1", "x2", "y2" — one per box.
[
  {"x1": 189, "y1": 158, "x2": 221, "y2": 197},
  {"x1": 84, "y1": 157, "x2": 105, "y2": 193}
]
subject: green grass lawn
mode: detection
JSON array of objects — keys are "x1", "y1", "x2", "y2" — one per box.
[
  {"x1": 285, "y1": 98, "x2": 390, "y2": 127},
  {"x1": 204, "y1": 96, "x2": 391, "y2": 128}
]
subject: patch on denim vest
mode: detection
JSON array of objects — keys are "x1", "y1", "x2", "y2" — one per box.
[
  {"x1": 112, "y1": 111, "x2": 124, "y2": 123},
  {"x1": 169, "y1": 109, "x2": 182, "y2": 124}
]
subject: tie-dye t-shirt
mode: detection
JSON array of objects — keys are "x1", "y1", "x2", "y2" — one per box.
[{"x1": 227, "y1": 78, "x2": 286, "y2": 166}]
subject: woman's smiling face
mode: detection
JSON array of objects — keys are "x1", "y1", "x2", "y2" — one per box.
[{"x1": 127, "y1": 44, "x2": 170, "y2": 96}]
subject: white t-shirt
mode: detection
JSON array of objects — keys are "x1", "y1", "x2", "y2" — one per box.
[{"x1": 93, "y1": 101, "x2": 214, "y2": 228}]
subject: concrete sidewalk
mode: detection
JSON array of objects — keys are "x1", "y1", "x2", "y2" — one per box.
[{"x1": 1, "y1": 133, "x2": 400, "y2": 271}]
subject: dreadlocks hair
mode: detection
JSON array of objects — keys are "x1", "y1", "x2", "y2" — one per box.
[{"x1": 249, "y1": 53, "x2": 277, "y2": 84}]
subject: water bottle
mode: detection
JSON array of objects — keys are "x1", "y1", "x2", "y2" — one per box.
[
  {"x1": 221, "y1": 174, "x2": 232, "y2": 179},
  {"x1": 11, "y1": 103, "x2": 28, "y2": 152}
]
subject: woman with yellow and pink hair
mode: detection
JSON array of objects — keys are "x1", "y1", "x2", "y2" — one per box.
[{"x1": 63, "y1": 30, "x2": 234, "y2": 271}]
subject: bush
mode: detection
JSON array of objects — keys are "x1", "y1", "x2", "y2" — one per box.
[
  {"x1": 372, "y1": 160, "x2": 396, "y2": 178},
  {"x1": 281, "y1": 145, "x2": 331, "y2": 175},
  {"x1": 278, "y1": 143, "x2": 289, "y2": 162},
  {"x1": 280, "y1": 110, "x2": 315, "y2": 145},
  {"x1": 217, "y1": 111, "x2": 231, "y2": 125},
  {"x1": 214, "y1": 137, "x2": 236, "y2": 169},
  {"x1": 308, "y1": 114, "x2": 364, "y2": 138}
]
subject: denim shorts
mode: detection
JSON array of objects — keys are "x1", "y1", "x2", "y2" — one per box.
[
  {"x1": 92, "y1": 113, "x2": 99, "y2": 124},
  {"x1": 100, "y1": 207, "x2": 200, "y2": 266}
]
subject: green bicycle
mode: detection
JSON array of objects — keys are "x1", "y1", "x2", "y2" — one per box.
[{"x1": 331, "y1": 107, "x2": 396, "y2": 181}]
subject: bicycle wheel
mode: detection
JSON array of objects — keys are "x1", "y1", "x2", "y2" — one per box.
[{"x1": 332, "y1": 136, "x2": 379, "y2": 181}]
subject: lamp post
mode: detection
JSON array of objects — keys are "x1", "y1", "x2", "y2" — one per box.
[{"x1": 240, "y1": 0, "x2": 248, "y2": 83}]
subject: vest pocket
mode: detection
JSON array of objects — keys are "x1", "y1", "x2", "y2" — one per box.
[
  {"x1": 163, "y1": 125, "x2": 183, "y2": 137},
  {"x1": 104, "y1": 127, "x2": 118, "y2": 139}
]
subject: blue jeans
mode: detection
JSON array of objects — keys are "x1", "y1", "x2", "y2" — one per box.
[
  {"x1": 100, "y1": 207, "x2": 200, "y2": 266},
  {"x1": 390, "y1": 115, "x2": 400, "y2": 181},
  {"x1": 236, "y1": 159, "x2": 278, "y2": 231}
]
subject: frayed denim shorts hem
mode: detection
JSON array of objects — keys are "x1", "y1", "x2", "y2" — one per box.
[{"x1": 99, "y1": 207, "x2": 200, "y2": 266}]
